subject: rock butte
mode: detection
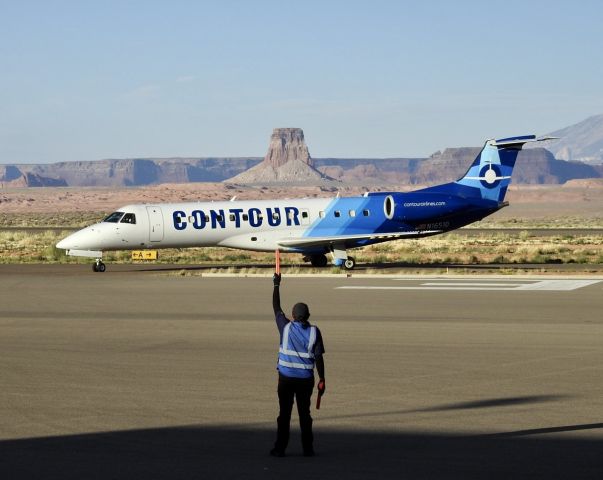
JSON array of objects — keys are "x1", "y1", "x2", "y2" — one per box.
[{"x1": 226, "y1": 128, "x2": 334, "y2": 184}]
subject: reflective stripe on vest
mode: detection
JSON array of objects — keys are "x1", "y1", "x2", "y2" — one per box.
[{"x1": 278, "y1": 323, "x2": 316, "y2": 371}]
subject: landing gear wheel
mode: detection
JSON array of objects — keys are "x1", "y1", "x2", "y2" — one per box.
[
  {"x1": 310, "y1": 254, "x2": 328, "y2": 268},
  {"x1": 93, "y1": 259, "x2": 106, "y2": 273},
  {"x1": 343, "y1": 257, "x2": 356, "y2": 270}
]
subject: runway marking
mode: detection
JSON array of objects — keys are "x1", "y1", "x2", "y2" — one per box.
[
  {"x1": 337, "y1": 279, "x2": 601, "y2": 292},
  {"x1": 514, "y1": 280, "x2": 600, "y2": 291},
  {"x1": 418, "y1": 282, "x2": 525, "y2": 287}
]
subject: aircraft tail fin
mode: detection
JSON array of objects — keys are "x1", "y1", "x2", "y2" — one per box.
[{"x1": 451, "y1": 135, "x2": 556, "y2": 202}]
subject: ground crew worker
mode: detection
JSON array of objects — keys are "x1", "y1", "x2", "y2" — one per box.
[{"x1": 270, "y1": 273, "x2": 326, "y2": 457}]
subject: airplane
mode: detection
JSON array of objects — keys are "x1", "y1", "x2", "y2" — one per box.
[{"x1": 56, "y1": 134, "x2": 555, "y2": 272}]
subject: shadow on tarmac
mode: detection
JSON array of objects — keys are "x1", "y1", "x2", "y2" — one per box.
[
  {"x1": 313, "y1": 395, "x2": 573, "y2": 422},
  {"x1": 1, "y1": 424, "x2": 601, "y2": 479}
]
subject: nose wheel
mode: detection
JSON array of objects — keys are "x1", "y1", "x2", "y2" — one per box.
[
  {"x1": 93, "y1": 259, "x2": 106, "y2": 272},
  {"x1": 329, "y1": 245, "x2": 356, "y2": 270},
  {"x1": 343, "y1": 257, "x2": 356, "y2": 270}
]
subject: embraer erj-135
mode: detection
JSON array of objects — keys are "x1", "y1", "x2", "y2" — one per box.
[{"x1": 56, "y1": 135, "x2": 554, "y2": 272}]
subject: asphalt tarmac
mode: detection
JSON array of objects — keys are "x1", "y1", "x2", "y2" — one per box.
[{"x1": 1, "y1": 265, "x2": 602, "y2": 479}]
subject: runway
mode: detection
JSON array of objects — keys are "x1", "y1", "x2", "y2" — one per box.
[{"x1": 1, "y1": 265, "x2": 602, "y2": 479}]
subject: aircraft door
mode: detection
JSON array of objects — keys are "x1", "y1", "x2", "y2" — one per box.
[{"x1": 146, "y1": 206, "x2": 164, "y2": 242}]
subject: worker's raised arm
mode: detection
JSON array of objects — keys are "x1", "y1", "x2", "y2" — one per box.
[{"x1": 272, "y1": 273, "x2": 282, "y2": 316}]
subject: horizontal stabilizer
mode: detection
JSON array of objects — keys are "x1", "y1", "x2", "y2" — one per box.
[{"x1": 492, "y1": 135, "x2": 558, "y2": 147}]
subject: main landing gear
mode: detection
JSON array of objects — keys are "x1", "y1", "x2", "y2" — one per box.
[
  {"x1": 308, "y1": 254, "x2": 328, "y2": 268},
  {"x1": 92, "y1": 259, "x2": 106, "y2": 272},
  {"x1": 304, "y1": 253, "x2": 356, "y2": 270}
]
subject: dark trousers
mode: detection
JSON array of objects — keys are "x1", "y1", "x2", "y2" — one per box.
[{"x1": 274, "y1": 374, "x2": 315, "y2": 453}]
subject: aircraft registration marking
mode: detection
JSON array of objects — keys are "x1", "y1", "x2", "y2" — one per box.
[{"x1": 337, "y1": 279, "x2": 601, "y2": 292}]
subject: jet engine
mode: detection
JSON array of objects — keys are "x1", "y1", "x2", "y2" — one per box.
[{"x1": 381, "y1": 193, "x2": 471, "y2": 223}]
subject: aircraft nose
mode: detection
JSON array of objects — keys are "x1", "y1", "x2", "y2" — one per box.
[
  {"x1": 56, "y1": 234, "x2": 76, "y2": 250},
  {"x1": 56, "y1": 227, "x2": 103, "y2": 250}
]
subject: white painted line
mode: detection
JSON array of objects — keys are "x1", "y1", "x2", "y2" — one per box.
[
  {"x1": 514, "y1": 280, "x2": 601, "y2": 291},
  {"x1": 337, "y1": 279, "x2": 602, "y2": 292},
  {"x1": 338, "y1": 286, "x2": 527, "y2": 291},
  {"x1": 420, "y1": 282, "x2": 525, "y2": 287}
]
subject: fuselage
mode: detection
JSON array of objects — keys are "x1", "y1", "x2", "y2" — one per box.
[
  {"x1": 56, "y1": 192, "x2": 502, "y2": 255},
  {"x1": 57, "y1": 134, "x2": 548, "y2": 268}
]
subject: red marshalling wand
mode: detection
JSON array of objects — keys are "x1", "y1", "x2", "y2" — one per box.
[{"x1": 316, "y1": 380, "x2": 325, "y2": 410}]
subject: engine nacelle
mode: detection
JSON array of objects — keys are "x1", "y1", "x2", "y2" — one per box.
[{"x1": 381, "y1": 193, "x2": 471, "y2": 223}]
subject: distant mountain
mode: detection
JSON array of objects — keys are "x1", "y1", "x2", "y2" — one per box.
[
  {"x1": 0, "y1": 166, "x2": 68, "y2": 187},
  {"x1": 226, "y1": 128, "x2": 333, "y2": 184},
  {"x1": 3, "y1": 122, "x2": 603, "y2": 187},
  {"x1": 542, "y1": 114, "x2": 603, "y2": 164},
  {"x1": 0, "y1": 158, "x2": 261, "y2": 187},
  {"x1": 2, "y1": 151, "x2": 601, "y2": 188},
  {"x1": 383, "y1": 147, "x2": 603, "y2": 185},
  {"x1": 317, "y1": 148, "x2": 603, "y2": 185},
  {"x1": 314, "y1": 158, "x2": 422, "y2": 184}
]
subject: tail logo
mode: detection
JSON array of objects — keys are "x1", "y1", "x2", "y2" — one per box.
[
  {"x1": 464, "y1": 163, "x2": 510, "y2": 190},
  {"x1": 479, "y1": 164, "x2": 504, "y2": 188}
]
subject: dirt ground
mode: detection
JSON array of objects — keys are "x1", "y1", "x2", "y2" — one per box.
[{"x1": 2, "y1": 182, "x2": 603, "y2": 224}]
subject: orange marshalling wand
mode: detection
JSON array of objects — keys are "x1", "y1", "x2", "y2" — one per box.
[{"x1": 275, "y1": 249, "x2": 280, "y2": 274}]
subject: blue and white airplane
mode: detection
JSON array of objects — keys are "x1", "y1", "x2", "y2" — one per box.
[{"x1": 56, "y1": 135, "x2": 553, "y2": 272}]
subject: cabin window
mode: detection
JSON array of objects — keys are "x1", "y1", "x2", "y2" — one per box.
[
  {"x1": 120, "y1": 213, "x2": 136, "y2": 224},
  {"x1": 301, "y1": 211, "x2": 308, "y2": 218},
  {"x1": 103, "y1": 211, "x2": 124, "y2": 223},
  {"x1": 243, "y1": 214, "x2": 249, "y2": 221},
  {"x1": 229, "y1": 213, "x2": 236, "y2": 221},
  {"x1": 251, "y1": 236, "x2": 257, "y2": 241},
  {"x1": 272, "y1": 213, "x2": 280, "y2": 221},
  {"x1": 319, "y1": 211, "x2": 325, "y2": 218},
  {"x1": 349, "y1": 210, "x2": 356, "y2": 217},
  {"x1": 363, "y1": 209, "x2": 370, "y2": 217},
  {"x1": 334, "y1": 210, "x2": 341, "y2": 218}
]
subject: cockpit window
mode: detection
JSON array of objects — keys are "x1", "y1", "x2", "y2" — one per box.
[
  {"x1": 120, "y1": 213, "x2": 136, "y2": 224},
  {"x1": 103, "y1": 211, "x2": 124, "y2": 223}
]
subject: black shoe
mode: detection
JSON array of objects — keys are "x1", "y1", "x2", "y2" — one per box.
[{"x1": 270, "y1": 448, "x2": 286, "y2": 457}]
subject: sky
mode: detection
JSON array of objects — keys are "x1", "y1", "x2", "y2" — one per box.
[{"x1": 1, "y1": 0, "x2": 603, "y2": 163}]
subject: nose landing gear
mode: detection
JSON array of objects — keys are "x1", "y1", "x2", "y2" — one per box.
[
  {"x1": 343, "y1": 257, "x2": 356, "y2": 270},
  {"x1": 92, "y1": 259, "x2": 106, "y2": 272},
  {"x1": 332, "y1": 245, "x2": 356, "y2": 270}
]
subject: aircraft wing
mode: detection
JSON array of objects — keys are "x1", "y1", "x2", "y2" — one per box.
[{"x1": 277, "y1": 230, "x2": 443, "y2": 249}]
